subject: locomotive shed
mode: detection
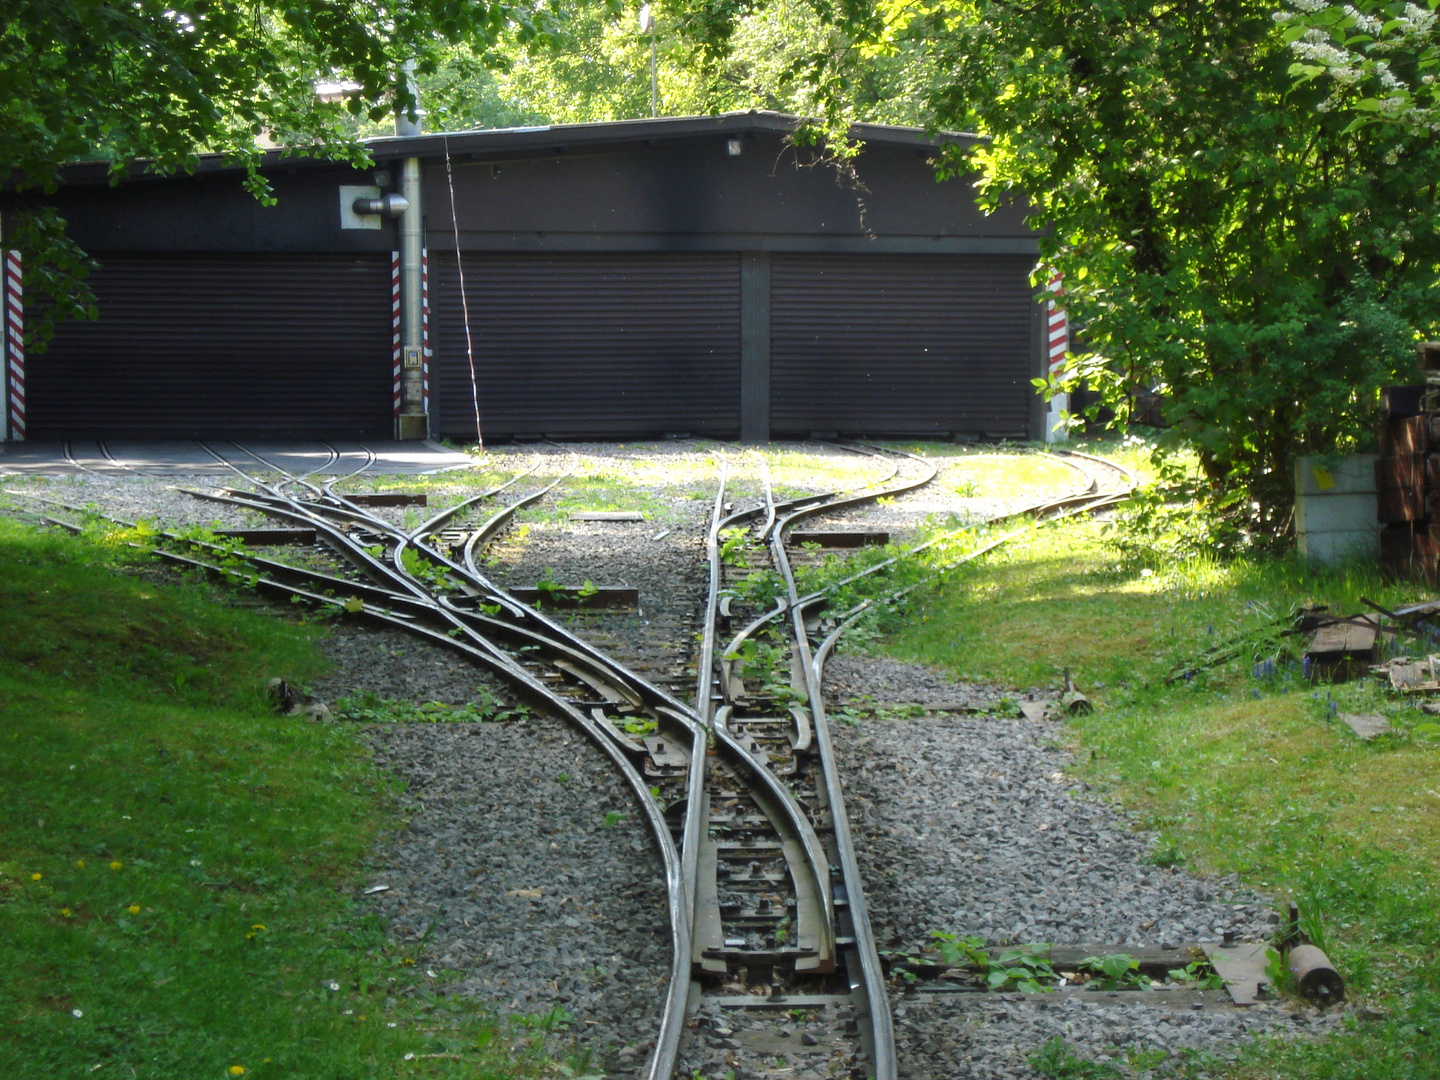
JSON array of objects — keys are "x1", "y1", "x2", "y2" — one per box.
[
  {"x1": 0, "y1": 441, "x2": 1347, "y2": 1080},
  {"x1": 2, "y1": 111, "x2": 1050, "y2": 447}
]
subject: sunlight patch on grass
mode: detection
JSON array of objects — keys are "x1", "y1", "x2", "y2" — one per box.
[{"x1": 881, "y1": 503, "x2": 1440, "y2": 1079}]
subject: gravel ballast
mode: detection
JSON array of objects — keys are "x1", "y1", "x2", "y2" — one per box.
[
  {"x1": 0, "y1": 442, "x2": 1352, "y2": 1078},
  {"x1": 366, "y1": 717, "x2": 671, "y2": 1078},
  {"x1": 823, "y1": 656, "x2": 1343, "y2": 1078}
]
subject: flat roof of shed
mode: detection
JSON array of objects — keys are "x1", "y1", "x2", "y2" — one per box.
[{"x1": 47, "y1": 110, "x2": 980, "y2": 188}]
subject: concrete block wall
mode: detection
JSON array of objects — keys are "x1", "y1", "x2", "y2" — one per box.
[{"x1": 1295, "y1": 455, "x2": 1379, "y2": 564}]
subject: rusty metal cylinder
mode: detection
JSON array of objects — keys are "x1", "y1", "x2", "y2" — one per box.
[{"x1": 1287, "y1": 944, "x2": 1344, "y2": 1004}]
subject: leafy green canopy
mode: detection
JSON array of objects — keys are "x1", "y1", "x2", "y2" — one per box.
[
  {"x1": 0, "y1": 0, "x2": 567, "y2": 341},
  {"x1": 1283, "y1": 0, "x2": 1440, "y2": 133},
  {"x1": 798, "y1": 0, "x2": 1440, "y2": 540},
  {"x1": 406, "y1": 0, "x2": 931, "y2": 132}
]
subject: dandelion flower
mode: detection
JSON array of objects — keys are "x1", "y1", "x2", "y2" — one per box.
[
  {"x1": 30, "y1": 873, "x2": 41, "y2": 882},
  {"x1": 228, "y1": 1067, "x2": 246, "y2": 1076},
  {"x1": 60, "y1": 908, "x2": 72, "y2": 917},
  {"x1": 128, "y1": 905, "x2": 141, "y2": 915},
  {"x1": 108, "y1": 861, "x2": 122, "y2": 871},
  {"x1": 75, "y1": 860, "x2": 85, "y2": 869}
]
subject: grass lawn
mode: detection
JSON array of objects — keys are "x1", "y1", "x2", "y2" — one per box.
[
  {"x1": 0, "y1": 518, "x2": 572, "y2": 1080},
  {"x1": 878, "y1": 474, "x2": 1440, "y2": 1079}
]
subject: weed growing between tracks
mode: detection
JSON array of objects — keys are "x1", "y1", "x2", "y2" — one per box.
[
  {"x1": 0, "y1": 518, "x2": 574, "y2": 1080},
  {"x1": 887, "y1": 513, "x2": 1440, "y2": 1080}
]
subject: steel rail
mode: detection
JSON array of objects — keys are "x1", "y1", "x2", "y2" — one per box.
[
  {"x1": 194, "y1": 449, "x2": 704, "y2": 724},
  {"x1": 711, "y1": 444, "x2": 941, "y2": 706},
  {"x1": 13, "y1": 476, "x2": 703, "y2": 1080},
  {"x1": 185, "y1": 475, "x2": 705, "y2": 727},
  {"x1": 806, "y1": 451, "x2": 1138, "y2": 682},
  {"x1": 320, "y1": 442, "x2": 380, "y2": 491},
  {"x1": 408, "y1": 456, "x2": 544, "y2": 537},
  {"x1": 761, "y1": 455, "x2": 898, "y2": 1080},
  {"x1": 174, "y1": 452, "x2": 707, "y2": 1080},
  {"x1": 788, "y1": 450, "x2": 1100, "y2": 609},
  {"x1": 686, "y1": 444, "x2": 938, "y2": 1080},
  {"x1": 7, "y1": 443, "x2": 1131, "y2": 1080},
  {"x1": 458, "y1": 460, "x2": 574, "y2": 581},
  {"x1": 690, "y1": 445, "x2": 1120, "y2": 1080},
  {"x1": 216, "y1": 440, "x2": 341, "y2": 494},
  {"x1": 79, "y1": 448, "x2": 699, "y2": 1080},
  {"x1": 1056, "y1": 446, "x2": 1140, "y2": 491},
  {"x1": 61, "y1": 440, "x2": 123, "y2": 477}
]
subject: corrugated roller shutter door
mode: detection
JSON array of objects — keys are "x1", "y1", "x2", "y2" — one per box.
[
  {"x1": 770, "y1": 254, "x2": 1035, "y2": 437},
  {"x1": 29, "y1": 253, "x2": 392, "y2": 439},
  {"x1": 431, "y1": 253, "x2": 740, "y2": 438}
]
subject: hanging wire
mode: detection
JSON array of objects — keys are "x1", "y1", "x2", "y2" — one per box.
[{"x1": 442, "y1": 134, "x2": 484, "y2": 449}]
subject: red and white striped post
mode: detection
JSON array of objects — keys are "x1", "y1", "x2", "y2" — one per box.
[
  {"x1": 1044, "y1": 269, "x2": 1068, "y2": 443},
  {"x1": 420, "y1": 247, "x2": 430, "y2": 413},
  {"x1": 4, "y1": 250, "x2": 23, "y2": 442},
  {"x1": 390, "y1": 251, "x2": 403, "y2": 421}
]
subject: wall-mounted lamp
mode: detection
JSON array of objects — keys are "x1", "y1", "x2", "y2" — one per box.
[
  {"x1": 352, "y1": 193, "x2": 410, "y2": 218},
  {"x1": 727, "y1": 138, "x2": 743, "y2": 156}
]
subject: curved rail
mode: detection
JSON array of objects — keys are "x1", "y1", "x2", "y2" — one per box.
[{"x1": 2, "y1": 442, "x2": 1131, "y2": 1080}]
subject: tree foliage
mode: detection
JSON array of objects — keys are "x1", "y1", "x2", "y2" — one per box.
[
  {"x1": 1282, "y1": 0, "x2": 1440, "y2": 132},
  {"x1": 0, "y1": 0, "x2": 566, "y2": 342},
  {"x1": 413, "y1": 0, "x2": 931, "y2": 130},
  {"x1": 797, "y1": 0, "x2": 1440, "y2": 540}
]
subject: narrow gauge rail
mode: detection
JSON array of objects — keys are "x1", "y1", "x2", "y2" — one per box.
[
  {"x1": 3, "y1": 441, "x2": 1133, "y2": 1080},
  {"x1": 685, "y1": 445, "x2": 1134, "y2": 1077}
]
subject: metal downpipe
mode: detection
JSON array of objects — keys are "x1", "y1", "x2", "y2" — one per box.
[{"x1": 397, "y1": 155, "x2": 425, "y2": 439}]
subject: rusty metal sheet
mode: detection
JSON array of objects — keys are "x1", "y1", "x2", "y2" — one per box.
[
  {"x1": 1201, "y1": 942, "x2": 1273, "y2": 1006},
  {"x1": 1380, "y1": 415, "x2": 1427, "y2": 456},
  {"x1": 1379, "y1": 486, "x2": 1425, "y2": 523},
  {"x1": 1308, "y1": 617, "x2": 1377, "y2": 681},
  {"x1": 1376, "y1": 453, "x2": 1426, "y2": 490}
]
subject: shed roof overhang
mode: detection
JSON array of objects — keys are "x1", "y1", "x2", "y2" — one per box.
[{"x1": 40, "y1": 110, "x2": 980, "y2": 189}]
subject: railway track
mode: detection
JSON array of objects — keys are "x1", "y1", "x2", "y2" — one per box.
[{"x1": 2, "y1": 440, "x2": 1134, "y2": 1080}]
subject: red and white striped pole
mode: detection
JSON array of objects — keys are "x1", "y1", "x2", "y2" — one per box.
[
  {"x1": 1044, "y1": 269, "x2": 1068, "y2": 443},
  {"x1": 421, "y1": 247, "x2": 430, "y2": 414},
  {"x1": 4, "y1": 250, "x2": 23, "y2": 442},
  {"x1": 390, "y1": 251, "x2": 402, "y2": 421}
]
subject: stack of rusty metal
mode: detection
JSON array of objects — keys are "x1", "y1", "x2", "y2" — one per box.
[{"x1": 1378, "y1": 344, "x2": 1440, "y2": 582}]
